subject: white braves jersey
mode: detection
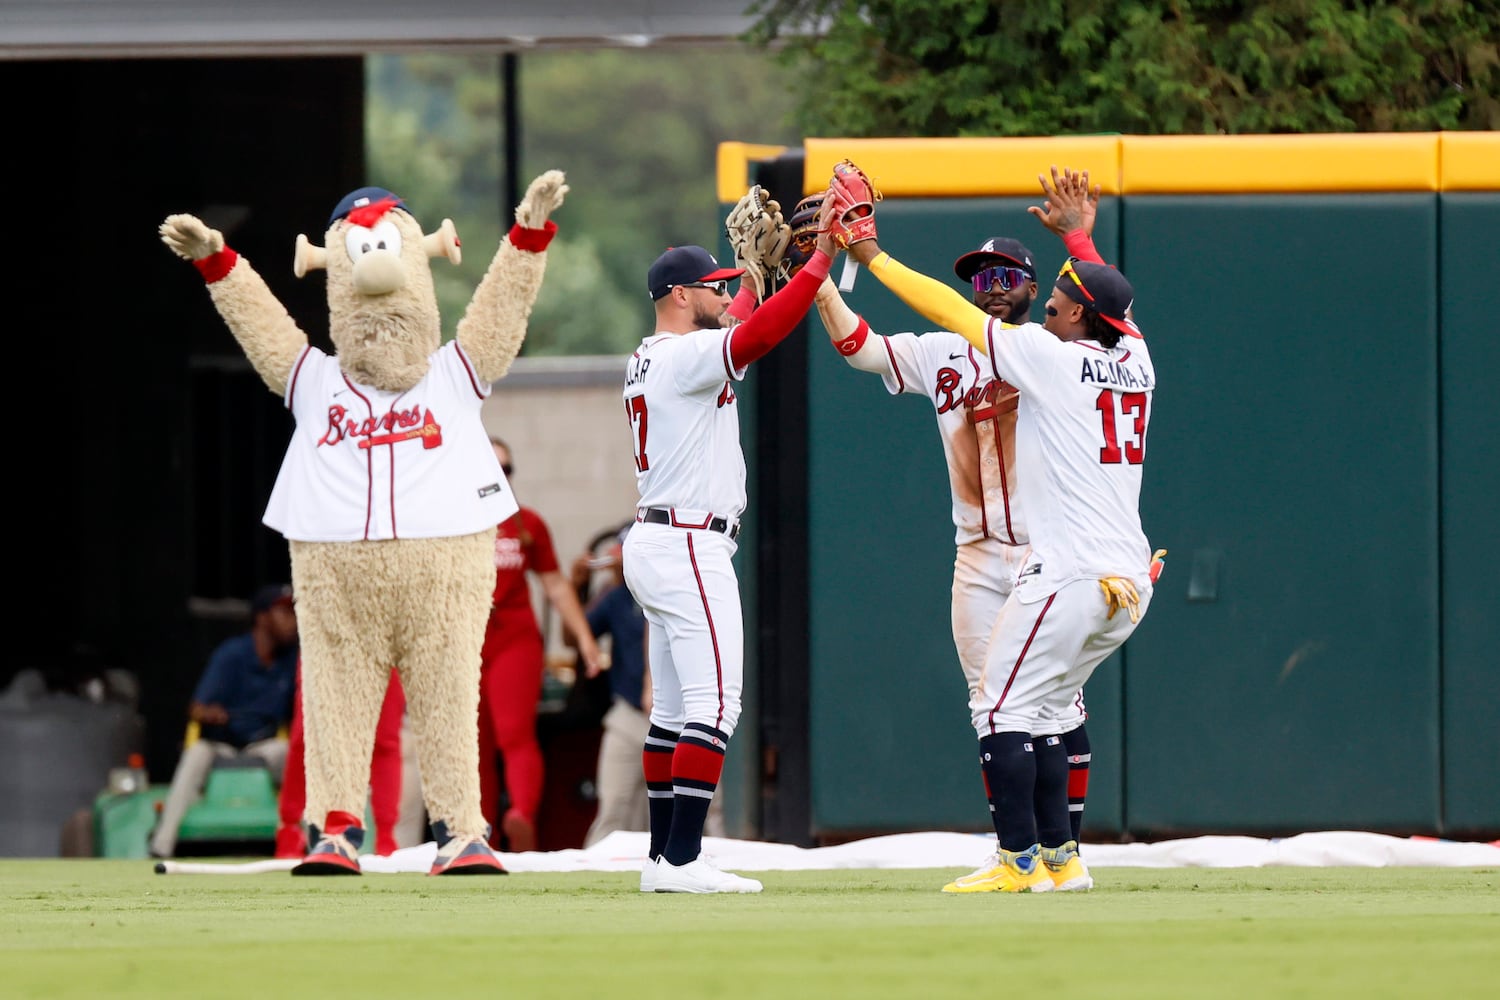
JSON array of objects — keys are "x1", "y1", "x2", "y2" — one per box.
[
  {"x1": 263, "y1": 340, "x2": 516, "y2": 541},
  {"x1": 868, "y1": 330, "x2": 1026, "y2": 546},
  {"x1": 982, "y1": 320, "x2": 1155, "y2": 602},
  {"x1": 623, "y1": 328, "x2": 748, "y2": 518}
]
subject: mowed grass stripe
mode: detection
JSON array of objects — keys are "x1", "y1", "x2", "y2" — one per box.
[{"x1": 3, "y1": 862, "x2": 1495, "y2": 999}]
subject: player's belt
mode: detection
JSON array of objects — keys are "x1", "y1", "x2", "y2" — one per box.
[{"x1": 637, "y1": 506, "x2": 740, "y2": 541}]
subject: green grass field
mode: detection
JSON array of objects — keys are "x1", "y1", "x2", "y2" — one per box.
[{"x1": 3, "y1": 861, "x2": 1496, "y2": 999}]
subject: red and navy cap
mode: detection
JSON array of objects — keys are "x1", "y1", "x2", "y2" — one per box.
[
  {"x1": 328, "y1": 187, "x2": 410, "y2": 227},
  {"x1": 1056, "y1": 258, "x2": 1140, "y2": 338},
  {"x1": 647, "y1": 245, "x2": 744, "y2": 301}
]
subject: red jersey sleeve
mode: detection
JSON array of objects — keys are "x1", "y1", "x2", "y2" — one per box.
[{"x1": 522, "y1": 508, "x2": 560, "y2": 574}]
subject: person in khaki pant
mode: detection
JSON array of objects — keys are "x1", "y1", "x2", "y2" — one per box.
[{"x1": 150, "y1": 584, "x2": 298, "y2": 859}]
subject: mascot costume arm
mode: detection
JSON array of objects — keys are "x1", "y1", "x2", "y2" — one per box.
[
  {"x1": 458, "y1": 170, "x2": 569, "y2": 385},
  {"x1": 159, "y1": 214, "x2": 307, "y2": 397}
]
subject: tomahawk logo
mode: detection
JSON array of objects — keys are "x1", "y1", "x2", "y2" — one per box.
[{"x1": 979, "y1": 238, "x2": 1033, "y2": 270}]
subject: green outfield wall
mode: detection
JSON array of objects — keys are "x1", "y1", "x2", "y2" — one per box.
[{"x1": 726, "y1": 133, "x2": 1500, "y2": 841}]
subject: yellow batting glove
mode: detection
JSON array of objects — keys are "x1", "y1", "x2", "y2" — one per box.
[{"x1": 1099, "y1": 577, "x2": 1142, "y2": 623}]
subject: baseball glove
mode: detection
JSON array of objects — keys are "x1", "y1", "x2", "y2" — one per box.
[
  {"x1": 826, "y1": 159, "x2": 882, "y2": 248},
  {"x1": 781, "y1": 194, "x2": 824, "y2": 278},
  {"x1": 725, "y1": 185, "x2": 791, "y2": 302}
]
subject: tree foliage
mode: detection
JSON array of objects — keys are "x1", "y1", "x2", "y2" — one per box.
[
  {"x1": 743, "y1": 0, "x2": 1500, "y2": 136},
  {"x1": 366, "y1": 49, "x2": 801, "y2": 354}
]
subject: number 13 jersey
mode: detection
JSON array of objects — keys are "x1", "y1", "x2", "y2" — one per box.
[{"x1": 983, "y1": 320, "x2": 1157, "y2": 602}]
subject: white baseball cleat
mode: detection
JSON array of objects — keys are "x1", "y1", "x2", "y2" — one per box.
[
  {"x1": 640, "y1": 857, "x2": 659, "y2": 893},
  {"x1": 653, "y1": 856, "x2": 763, "y2": 894}
]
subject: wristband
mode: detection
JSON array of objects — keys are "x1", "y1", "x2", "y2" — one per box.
[
  {"x1": 193, "y1": 247, "x2": 239, "y2": 284},
  {"x1": 834, "y1": 316, "x2": 870, "y2": 356},
  {"x1": 508, "y1": 220, "x2": 558, "y2": 253}
]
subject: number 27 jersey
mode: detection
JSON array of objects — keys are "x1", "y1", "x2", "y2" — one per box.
[{"x1": 623, "y1": 328, "x2": 749, "y2": 518}]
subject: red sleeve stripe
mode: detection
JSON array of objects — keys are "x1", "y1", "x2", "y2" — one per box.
[
  {"x1": 721, "y1": 329, "x2": 736, "y2": 379},
  {"x1": 454, "y1": 341, "x2": 487, "y2": 398},
  {"x1": 285, "y1": 346, "x2": 312, "y2": 409},
  {"x1": 879, "y1": 332, "x2": 903, "y2": 391}
]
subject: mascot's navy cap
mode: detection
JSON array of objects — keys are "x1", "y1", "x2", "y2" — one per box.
[{"x1": 328, "y1": 187, "x2": 409, "y2": 227}]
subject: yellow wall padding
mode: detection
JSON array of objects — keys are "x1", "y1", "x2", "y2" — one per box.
[
  {"x1": 720, "y1": 133, "x2": 1497, "y2": 199},
  {"x1": 1120, "y1": 134, "x2": 1439, "y2": 193},
  {"x1": 801, "y1": 136, "x2": 1123, "y2": 197},
  {"x1": 716, "y1": 142, "x2": 791, "y2": 203},
  {"x1": 1440, "y1": 132, "x2": 1500, "y2": 192}
]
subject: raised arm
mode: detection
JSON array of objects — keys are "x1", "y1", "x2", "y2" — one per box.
[
  {"x1": 160, "y1": 213, "x2": 308, "y2": 395},
  {"x1": 725, "y1": 191, "x2": 837, "y2": 369},
  {"x1": 457, "y1": 170, "x2": 568, "y2": 384},
  {"x1": 848, "y1": 238, "x2": 992, "y2": 353},
  {"x1": 1029, "y1": 165, "x2": 1105, "y2": 264},
  {"x1": 813, "y1": 277, "x2": 889, "y2": 373}
]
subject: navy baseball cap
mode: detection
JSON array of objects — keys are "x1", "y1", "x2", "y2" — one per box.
[
  {"x1": 328, "y1": 187, "x2": 409, "y2": 227},
  {"x1": 1055, "y1": 258, "x2": 1140, "y2": 338},
  {"x1": 953, "y1": 237, "x2": 1038, "y2": 282},
  {"x1": 251, "y1": 583, "x2": 294, "y2": 614},
  {"x1": 647, "y1": 246, "x2": 744, "y2": 301}
]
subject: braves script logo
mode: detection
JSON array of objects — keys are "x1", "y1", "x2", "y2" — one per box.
[
  {"x1": 319, "y1": 404, "x2": 444, "y2": 450},
  {"x1": 933, "y1": 369, "x2": 1018, "y2": 422}
]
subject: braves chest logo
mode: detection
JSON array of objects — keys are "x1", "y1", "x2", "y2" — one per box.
[
  {"x1": 717, "y1": 382, "x2": 736, "y2": 409},
  {"x1": 318, "y1": 403, "x2": 444, "y2": 450},
  {"x1": 933, "y1": 368, "x2": 1018, "y2": 422}
]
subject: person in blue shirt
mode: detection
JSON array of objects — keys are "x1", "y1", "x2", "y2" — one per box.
[{"x1": 149, "y1": 584, "x2": 300, "y2": 858}]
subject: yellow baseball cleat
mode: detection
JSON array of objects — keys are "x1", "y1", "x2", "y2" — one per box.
[
  {"x1": 1042, "y1": 843, "x2": 1095, "y2": 891},
  {"x1": 1044, "y1": 855, "x2": 1094, "y2": 891},
  {"x1": 941, "y1": 846, "x2": 1054, "y2": 893}
]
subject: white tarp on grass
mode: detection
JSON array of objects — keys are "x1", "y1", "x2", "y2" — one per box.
[{"x1": 156, "y1": 829, "x2": 1500, "y2": 875}]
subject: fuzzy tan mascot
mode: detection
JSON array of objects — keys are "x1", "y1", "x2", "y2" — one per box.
[{"x1": 160, "y1": 170, "x2": 568, "y2": 876}]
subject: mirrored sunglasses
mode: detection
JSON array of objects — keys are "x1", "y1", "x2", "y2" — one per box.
[
  {"x1": 675, "y1": 280, "x2": 729, "y2": 295},
  {"x1": 971, "y1": 264, "x2": 1031, "y2": 293}
]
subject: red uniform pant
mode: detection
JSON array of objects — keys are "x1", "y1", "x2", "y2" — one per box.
[
  {"x1": 478, "y1": 610, "x2": 546, "y2": 839},
  {"x1": 277, "y1": 666, "x2": 406, "y2": 857}
]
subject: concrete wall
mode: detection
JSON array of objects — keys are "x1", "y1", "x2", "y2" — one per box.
[{"x1": 481, "y1": 355, "x2": 637, "y2": 661}]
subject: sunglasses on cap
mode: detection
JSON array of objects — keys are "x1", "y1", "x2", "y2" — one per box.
[
  {"x1": 1057, "y1": 257, "x2": 1095, "y2": 303},
  {"x1": 971, "y1": 264, "x2": 1032, "y2": 293},
  {"x1": 672, "y1": 280, "x2": 729, "y2": 296}
]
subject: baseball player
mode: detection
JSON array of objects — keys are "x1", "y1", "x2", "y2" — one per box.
[
  {"x1": 623, "y1": 201, "x2": 838, "y2": 894},
  {"x1": 811, "y1": 207, "x2": 1098, "y2": 863},
  {"x1": 828, "y1": 162, "x2": 1158, "y2": 893}
]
